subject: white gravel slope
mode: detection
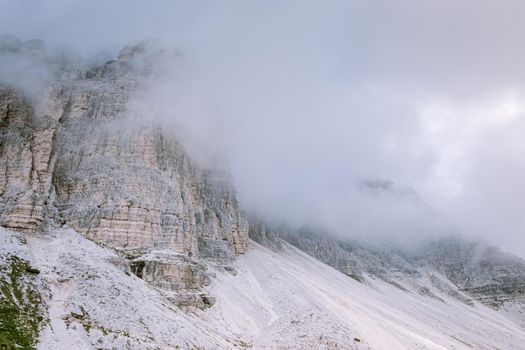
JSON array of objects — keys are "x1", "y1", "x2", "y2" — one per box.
[
  {"x1": 1, "y1": 227, "x2": 242, "y2": 349},
  {"x1": 205, "y1": 241, "x2": 525, "y2": 349},
  {"x1": 2, "y1": 227, "x2": 525, "y2": 349}
]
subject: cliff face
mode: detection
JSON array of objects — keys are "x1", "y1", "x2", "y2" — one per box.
[
  {"x1": 0, "y1": 88, "x2": 57, "y2": 233},
  {"x1": 0, "y1": 39, "x2": 248, "y2": 310},
  {"x1": 423, "y1": 239, "x2": 525, "y2": 307},
  {"x1": 50, "y1": 72, "x2": 249, "y2": 260}
]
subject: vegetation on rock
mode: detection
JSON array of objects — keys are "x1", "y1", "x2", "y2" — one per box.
[{"x1": 0, "y1": 255, "x2": 44, "y2": 350}]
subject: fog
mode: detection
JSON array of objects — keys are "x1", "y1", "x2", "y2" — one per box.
[{"x1": 1, "y1": 1, "x2": 525, "y2": 257}]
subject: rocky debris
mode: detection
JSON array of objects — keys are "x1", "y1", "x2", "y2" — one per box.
[
  {"x1": 165, "y1": 291, "x2": 216, "y2": 312},
  {"x1": 427, "y1": 273, "x2": 474, "y2": 306},
  {"x1": 249, "y1": 219, "x2": 525, "y2": 318},
  {"x1": 130, "y1": 251, "x2": 215, "y2": 310},
  {"x1": 0, "y1": 227, "x2": 240, "y2": 349},
  {"x1": 206, "y1": 240, "x2": 525, "y2": 350}
]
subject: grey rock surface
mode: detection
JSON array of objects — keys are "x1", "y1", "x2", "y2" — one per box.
[
  {"x1": 0, "y1": 38, "x2": 248, "y2": 310},
  {"x1": 422, "y1": 238, "x2": 525, "y2": 307},
  {"x1": 0, "y1": 88, "x2": 57, "y2": 233}
]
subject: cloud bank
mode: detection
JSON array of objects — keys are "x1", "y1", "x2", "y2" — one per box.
[{"x1": 1, "y1": 0, "x2": 525, "y2": 256}]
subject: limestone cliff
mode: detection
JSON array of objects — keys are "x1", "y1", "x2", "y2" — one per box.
[
  {"x1": 0, "y1": 88, "x2": 57, "y2": 233},
  {"x1": 0, "y1": 38, "x2": 248, "y2": 310}
]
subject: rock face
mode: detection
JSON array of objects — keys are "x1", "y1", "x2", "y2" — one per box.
[
  {"x1": 423, "y1": 239, "x2": 525, "y2": 307},
  {"x1": 250, "y1": 223, "x2": 418, "y2": 282},
  {"x1": 0, "y1": 38, "x2": 248, "y2": 310},
  {"x1": 0, "y1": 231, "x2": 46, "y2": 349},
  {"x1": 130, "y1": 251, "x2": 216, "y2": 311},
  {"x1": 0, "y1": 89, "x2": 57, "y2": 233},
  {"x1": 250, "y1": 221, "x2": 525, "y2": 315}
]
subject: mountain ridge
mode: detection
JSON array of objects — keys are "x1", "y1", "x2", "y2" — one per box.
[{"x1": 1, "y1": 38, "x2": 525, "y2": 349}]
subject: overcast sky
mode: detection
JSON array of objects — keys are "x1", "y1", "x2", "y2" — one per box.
[{"x1": 1, "y1": 0, "x2": 525, "y2": 257}]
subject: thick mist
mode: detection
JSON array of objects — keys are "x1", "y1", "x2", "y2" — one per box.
[{"x1": 1, "y1": 1, "x2": 525, "y2": 257}]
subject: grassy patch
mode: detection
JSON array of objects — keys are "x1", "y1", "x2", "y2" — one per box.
[{"x1": 0, "y1": 256, "x2": 44, "y2": 350}]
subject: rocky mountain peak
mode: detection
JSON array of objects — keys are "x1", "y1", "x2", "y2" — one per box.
[
  {"x1": 1, "y1": 38, "x2": 525, "y2": 349},
  {"x1": 0, "y1": 43, "x2": 248, "y2": 314}
]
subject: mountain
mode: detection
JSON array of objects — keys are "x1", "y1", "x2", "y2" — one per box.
[
  {"x1": 0, "y1": 38, "x2": 248, "y2": 313},
  {"x1": 250, "y1": 222, "x2": 525, "y2": 324},
  {"x1": 1, "y1": 38, "x2": 525, "y2": 349}
]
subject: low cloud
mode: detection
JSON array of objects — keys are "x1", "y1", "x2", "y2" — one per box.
[{"x1": 2, "y1": 0, "x2": 525, "y2": 257}]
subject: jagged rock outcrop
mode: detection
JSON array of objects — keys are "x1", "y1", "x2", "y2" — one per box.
[
  {"x1": 0, "y1": 38, "x2": 249, "y2": 311},
  {"x1": 129, "y1": 251, "x2": 216, "y2": 311},
  {"x1": 422, "y1": 238, "x2": 525, "y2": 307}
]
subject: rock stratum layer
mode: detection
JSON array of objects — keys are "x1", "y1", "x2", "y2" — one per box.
[{"x1": 0, "y1": 38, "x2": 248, "y2": 313}]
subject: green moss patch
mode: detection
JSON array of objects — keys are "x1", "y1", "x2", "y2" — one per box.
[{"x1": 0, "y1": 256, "x2": 44, "y2": 350}]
